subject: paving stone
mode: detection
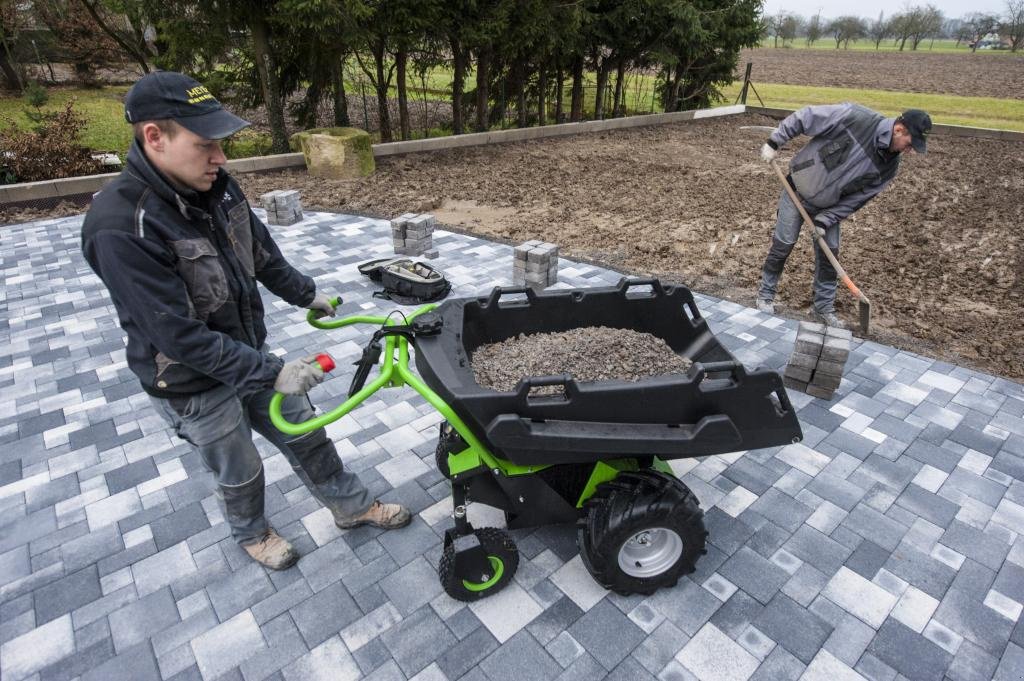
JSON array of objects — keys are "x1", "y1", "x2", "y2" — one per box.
[
  {"x1": 647, "y1": 577, "x2": 723, "y2": 636},
  {"x1": 566, "y1": 599, "x2": 646, "y2": 671},
  {"x1": 866, "y1": 618, "x2": 953, "y2": 681},
  {"x1": 131, "y1": 540, "x2": 197, "y2": 596},
  {"x1": 748, "y1": 645, "x2": 805, "y2": 681},
  {"x1": 149, "y1": 502, "x2": 211, "y2": 551},
  {"x1": 753, "y1": 593, "x2": 832, "y2": 664},
  {"x1": 821, "y1": 567, "x2": 898, "y2": 628},
  {"x1": 882, "y1": 546, "x2": 956, "y2": 601},
  {"x1": 381, "y1": 606, "x2": 458, "y2": 677},
  {"x1": 934, "y1": 587, "x2": 1015, "y2": 656},
  {"x1": 108, "y1": 586, "x2": 179, "y2": 652},
  {"x1": 676, "y1": 622, "x2": 759, "y2": 681},
  {"x1": 632, "y1": 620, "x2": 688, "y2": 675},
  {"x1": 0, "y1": 613, "x2": 74, "y2": 681},
  {"x1": 33, "y1": 564, "x2": 102, "y2": 624},
  {"x1": 191, "y1": 609, "x2": 266, "y2": 680},
  {"x1": 104, "y1": 458, "x2": 159, "y2": 495},
  {"x1": 290, "y1": 579, "x2": 362, "y2": 649},
  {"x1": 800, "y1": 649, "x2": 868, "y2": 681},
  {"x1": 80, "y1": 640, "x2": 161, "y2": 681},
  {"x1": 845, "y1": 540, "x2": 891, "y2": 580},
  {"x1": 379, "y1": 556, "x2": 444, "y2": 616},
  {"x1": 435, "y1": 626, "x2": 499, "y2": 680},
  {"x1": 783, "y1": 525, "x2": 852, "y2": 575},
  {"x1": 281, "y1": 635, "x2": 361, "y2": 681},
  {"x1": 718, "y1": 547, "x2": 791, "y2": 605}
]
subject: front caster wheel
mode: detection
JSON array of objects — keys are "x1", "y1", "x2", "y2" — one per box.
[
  {"x1": 438, "y1": 527, "x2": 519, "y2": 601},
  {"x1": 578, "y1": 470, "x2": 707, "y2": 596}
]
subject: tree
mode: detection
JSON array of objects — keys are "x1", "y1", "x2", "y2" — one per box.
[
  {"x1": 805, "y1": 11, "x2": 824, "y2": 47},
  {"x1": 32, "y1": 0, "x2": 124, "y2": 85},
  {"x1": 829, "y1": 16, "x2": 866, "y2": 49},
  {"x1": 1005, "y1": 0, "x2": 1024, "y2": 51},
  {"x1": 77, "y1": 0, "x2": 155, "y2": 74},
  {"x1": 962, "y1": 12, "x2": 1000, "y2": 51},
  {"x1": 909, "y1": 5, "x2": 943, "y2": 50},
  {"x1": 779, "y1": 13, "x2": 801, "y2": 46},
  {"x1": 867, "y1": 11, "x2": 889, "y2": 49},
  {"x1": 0, "y1": 0, "x2": 25, "y2": 90}
]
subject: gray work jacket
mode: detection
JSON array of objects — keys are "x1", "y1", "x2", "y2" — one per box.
[{"x1": 768, "y1": 103, "x2": 901, "y2": 228}]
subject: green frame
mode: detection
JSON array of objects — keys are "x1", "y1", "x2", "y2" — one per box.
[{"x1": 268, "y1": 299, "x2": 544, "y2": 480}]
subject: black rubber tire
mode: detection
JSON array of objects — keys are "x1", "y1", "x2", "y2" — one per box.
[
  {"x1": 578, "y1": 470, "x2": 707, "y2": 596},
  {"x1": 438, "y1": 527, "x2": 519, "y2": 601},
  {"x1": 434, "y1": 422, "x2": 457, "y2": 478}
]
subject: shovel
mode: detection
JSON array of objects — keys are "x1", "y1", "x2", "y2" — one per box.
[{"x1": 769, "y1": 159, "x2": 871, "y2": 335}]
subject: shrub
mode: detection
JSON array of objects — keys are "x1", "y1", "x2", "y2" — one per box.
[{"x1": 1, "y1": 101, "x2": 102, "y2": 184}]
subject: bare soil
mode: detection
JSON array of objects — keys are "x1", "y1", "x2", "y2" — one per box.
[
  {"x1": 737, "y1": 47, "x2": 1024, "y2": 99},
  {"x1": 235, "y1": 113, "x2": 1024, "y2": 381},
  {"x1": 472, "y1": 327, "x2": 694, "y2": 393}
]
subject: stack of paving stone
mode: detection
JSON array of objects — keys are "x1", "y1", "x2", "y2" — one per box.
[
  {"x1": 783, "y1": 321, "x2": 852, "y2": 399},
  {"x1": 259, "y1": 190, "x2": 303, "y2": 226},
  {"x1": 513, "y1": 240, "x2": 559, "y2": 290},
  {"x1": 392, "y1": 213, "x2": 438, "y2": 258}
]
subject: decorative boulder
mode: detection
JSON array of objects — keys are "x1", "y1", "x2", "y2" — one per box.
[{"x1": 289, "y1": 127, "x2": 375, "y2": 179}]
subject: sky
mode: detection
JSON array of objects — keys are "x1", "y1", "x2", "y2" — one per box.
[{"x1": 761, "y1": 0, "x2": 1006, "y2": 20}]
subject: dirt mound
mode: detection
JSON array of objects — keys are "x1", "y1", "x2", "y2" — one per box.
[{"x1": 235, "y1": 113, "x2": 1024, "y2": 380}]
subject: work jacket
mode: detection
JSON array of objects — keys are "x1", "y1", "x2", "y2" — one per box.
[
  {"x1": 81, "y1": 140, "x2": 315, "y2": 398},
  {"x1": 768, "y1": 103, "x2": 901, "y2": 228}
]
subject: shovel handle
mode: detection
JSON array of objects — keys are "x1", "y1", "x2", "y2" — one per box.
[{"x1": 769, "y1": 160, "x2": 870, "y2": 307}]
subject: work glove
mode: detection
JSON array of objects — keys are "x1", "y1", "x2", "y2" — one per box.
[
  {"x1": 273, "y1": 355, "x2": 325, "y2": 395},
  {"x1": 760, "y1": 142, "x2": 778, "y2": 163},
  {"x1": 305, "y1": 292, "x2": 336, "y2": 319}
]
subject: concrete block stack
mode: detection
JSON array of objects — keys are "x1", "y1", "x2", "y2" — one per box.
[
  {"x1": 259, "y1": 190, "x2": 303, "y2": 226},
  {"x1": 513, "y1": 241, "x2": 559, "y2": 290},
  {"x1": 392, "y1": 213, "x2": 438, "y2": 258},
  {"x1": 783, "y1": 321, "x2": 852, "y2": 400}
]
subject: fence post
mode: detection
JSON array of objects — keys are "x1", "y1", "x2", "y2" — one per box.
[{"x1": 740, "y1": 62, "x2": 752, "y2": 105}]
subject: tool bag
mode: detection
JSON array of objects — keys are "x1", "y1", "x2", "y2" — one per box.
[{"x1": 358, "y1": 257, "x2": 451, "y2": 305}]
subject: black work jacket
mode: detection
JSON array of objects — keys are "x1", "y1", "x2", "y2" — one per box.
[{"x1": 81, "y1": 140, "x2": 315, "y2": 398}]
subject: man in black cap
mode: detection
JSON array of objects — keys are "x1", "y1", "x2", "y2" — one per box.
[
  {"x1": 82, "y1": 71, "x2": 410, "y2": 570},
  {"x1": 756, "y1": 103, "x2": 931, "y2": 328}
]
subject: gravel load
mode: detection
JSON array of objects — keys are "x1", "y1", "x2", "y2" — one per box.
[{"x1": 471, "y1": 326, "x2": 693, "y2": 393}]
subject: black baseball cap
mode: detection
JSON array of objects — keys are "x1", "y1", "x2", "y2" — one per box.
[
  {"x1": 898, "y1": 109, "x2": 932, "y2": 154},
  {"x1": 124, "y1": 71, "x2": 249, "y2": 140}
]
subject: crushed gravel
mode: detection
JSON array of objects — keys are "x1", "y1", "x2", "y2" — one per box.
[{"x1": 471, "y1": 326, "x2": 693, "y2": 393}]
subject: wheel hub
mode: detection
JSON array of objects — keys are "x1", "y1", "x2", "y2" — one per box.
[{"x1": 617, "y1": 527, "x2": 684, "y2": 578}]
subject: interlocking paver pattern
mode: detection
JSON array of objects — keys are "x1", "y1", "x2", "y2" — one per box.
[{"x1": 2, "y1": 210, "x2": 1023, "y2": 680}]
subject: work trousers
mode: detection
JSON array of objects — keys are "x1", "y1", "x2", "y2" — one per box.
[
  {"x1": 758, "y1": 188, "x2": 842, "y2": 314},
  {"x1": 150, "y1": 383, "x2": 371, "y2": 545}
]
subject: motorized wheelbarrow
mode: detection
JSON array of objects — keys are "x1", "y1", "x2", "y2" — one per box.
[{"x1": 270, "y1": 277, "x2": 802, "y2": 601}]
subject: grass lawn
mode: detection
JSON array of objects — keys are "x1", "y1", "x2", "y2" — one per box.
[{"x1": 719, "y1": 82, "x2": 1024, "y2": 131}]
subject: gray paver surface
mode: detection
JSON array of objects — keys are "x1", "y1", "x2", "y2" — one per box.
[{"x1": 2, "y1": 209, "x2": 1023, "y2": 681}]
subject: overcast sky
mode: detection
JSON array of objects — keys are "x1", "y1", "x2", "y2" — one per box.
[{"x1": 761, "y1": 0, "x2": 1007, "y2": 20}]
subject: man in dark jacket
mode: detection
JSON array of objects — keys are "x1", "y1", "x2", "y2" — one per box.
[
  {"x1": 82, "y1": 71, "x2": 410, "y2": 570},
  {"x1": 756, "y1": 103, "x2": 931, "y2": 328}
]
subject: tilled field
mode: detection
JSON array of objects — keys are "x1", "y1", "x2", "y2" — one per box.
[
  {"x1": 236, "y1": 113, "x2": 1024, "y2": 380},
  {"x1": 736, "y1": 47, "x2": 1024, "y2": 99}
]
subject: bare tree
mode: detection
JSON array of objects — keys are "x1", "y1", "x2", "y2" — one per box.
[
  {"x1": 805, "y1": 10, "x2": 824, "y2": 46},
  {"x1": 780, "y1": 13, "x2": 802, "y2": 46},
  {"x1": 909, "y1": 5, "x2": 943, "y2": 50},
  {"x1": 962, "y1": 12, "x2": 1000, "y2": 51},
  {"x1": 830, "y1": 16, "x2": 867, "y2": 48},
  {"x1": 1006, "y1": 0, "x2": 1024, "y2": 51},
  {"x1": 868, "y1": 10, "x2": 889, "y2": 49}
]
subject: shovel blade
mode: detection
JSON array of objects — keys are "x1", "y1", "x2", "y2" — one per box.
[{"x1": 859, "y1": 300, "x2": 871, "y2": 336}]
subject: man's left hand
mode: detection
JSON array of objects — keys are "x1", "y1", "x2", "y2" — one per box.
[{"x1": 306, "y1": 293, "x2": 336, "y2": 318}]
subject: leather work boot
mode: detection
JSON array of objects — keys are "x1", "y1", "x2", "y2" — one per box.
[
  {"x1": 336, "y1": 500, "x2": 412, "y2": 530},
  {"x1": 814, "y1": 310, "x2": 846, "y2": 329},
  {"x1": 755, "y1": 298, "x2": 775, "y2": 314},
  {"x1": 243, "y1": 528, "x2": 299, "y2": 570}
]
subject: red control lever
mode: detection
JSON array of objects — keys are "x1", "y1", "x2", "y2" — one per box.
[{"x1": 314, "y1": 353, "x2": 336, "y2": 373}]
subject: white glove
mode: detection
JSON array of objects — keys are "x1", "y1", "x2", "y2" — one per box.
[
  {"x1": 305, "y1": 292, "x2": 336, "y2": 318},
  {"x1": 760, "y1": 143, "x2": 778, "y2": 163},
  {"x1": 273, "y1": 355, "x2": 325, "y2": 395}
]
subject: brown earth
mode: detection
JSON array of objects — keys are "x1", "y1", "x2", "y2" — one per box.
[
  {"x1": 234, "y1": 113, "x2": 1024, "y2": 380},
  {"x1": 737, "y1": 47, "x2": 1024, "y2": 99}
]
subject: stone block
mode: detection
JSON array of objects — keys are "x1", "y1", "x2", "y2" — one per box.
[
  {"x1": 812, "y1": 372, "x2": 842, "y2": 391},
  {"x1": 796, "y1": 331, "x2": 825, "y2": 357},
  {"x1": 423, "y1": 249, "x2": 439, "y2": 259},
  {"x1": 806, "y1": 384, "x2": 835, "y2": 400},
  {"x1": 788, "y1": 352, "x2": 819, "y2": 370},
  {"x1": 290, "y1": 127, "x2": 375, "y2": 178},
  {"x1": 784, "y1": 376, "x2": 809, "y2": 393},
  {"x1": 785, "y1": 364, "x2": 814, "y2": 383},
  {"x1": 816, "y1": 359, "x2": 846, "y2": 377},
  {"x1": 822, "y1": 336, "x2": 851, "y2": 362}
]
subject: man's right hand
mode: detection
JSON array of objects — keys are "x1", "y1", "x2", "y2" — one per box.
[
  {"x1": 273, "y1": 355, "x2": 325, "y2": 395},
  {"x1": 760, "y1": 142, "x2": 778, "y2": 163}
]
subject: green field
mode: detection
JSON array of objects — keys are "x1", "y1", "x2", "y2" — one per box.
[{"x1": 2, "y1": 64, "x2": 1022, "y2": 166}]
